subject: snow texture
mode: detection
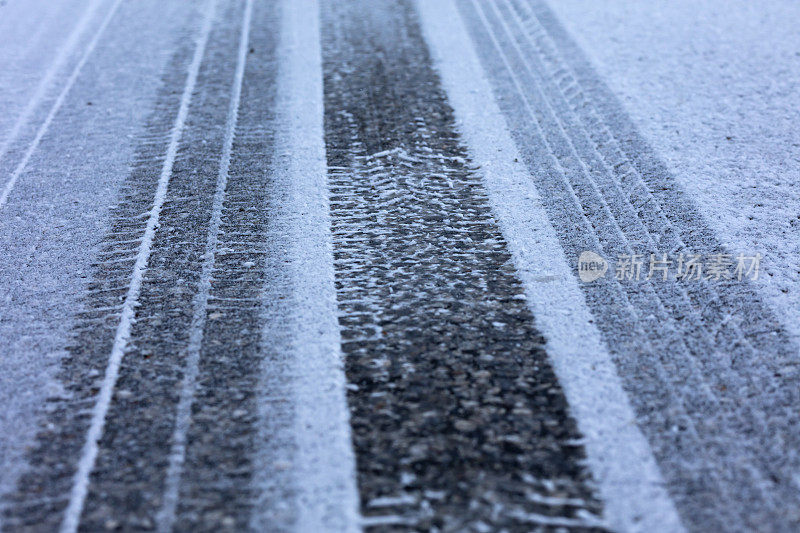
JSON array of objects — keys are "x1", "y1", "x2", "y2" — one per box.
[{"x1": 547, "y1": 0, "x2": 800, "y2": 347}]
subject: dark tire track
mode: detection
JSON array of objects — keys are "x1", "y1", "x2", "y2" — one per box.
[
  {"x1": 78, "y1": 1, "x2": 244, "y2": 529},
  {"x1": 173, "y1": 0, "x2": 280, "y2": 529},
  {"x1": 321, "y1": 0, "x2": 605, "y2": 530}
]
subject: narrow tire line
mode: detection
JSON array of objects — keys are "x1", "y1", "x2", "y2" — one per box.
[
  {"x1": 0, "y1": 0, "x2": 123, "y2": 210},
  {"x1": 415, "y1": 0, "x2": 685, "y2": 531},
  {"x1": 58, "y1": 1, "x2": 219, "y2": 531},
  {"x1": 155, "y1": 0, "x2": 253, "y2": 530}
]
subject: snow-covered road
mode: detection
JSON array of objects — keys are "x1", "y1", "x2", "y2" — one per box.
[{"x1": 0, "y1": 0, "x2": 798, "y2": 531}]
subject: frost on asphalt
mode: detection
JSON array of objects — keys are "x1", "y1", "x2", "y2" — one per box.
[{"x1": 0, "y1": 0, "x2": 798, "y2": 532}]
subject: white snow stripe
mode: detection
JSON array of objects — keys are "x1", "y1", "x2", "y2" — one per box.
[
  {"x1": 154, "y1": 1, "x2": 253, "y2": 531},
  {"x1": 415, "y1": 1, "x2": 685, "y2": 532},
  {"x1": 0, "y1": 0, "x2": 122, "y2": 211},
  {"x1": 360, "y1": 515, "x2": 416, "y2": 528},
  {"x1": 524, "y1": 492, "x2": 587, "y2": 507},
  {"x1": 506, "y1": 508, "x2": 607, "y2": 529},
  {"x1": 250, "y1": 0, "x2": 361, "y2": 530},
  {"x1": 58, "y1": 1, "x2": 218, "y2": 531}
]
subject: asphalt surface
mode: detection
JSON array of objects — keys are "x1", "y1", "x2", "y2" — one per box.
[
  {"x1": 0, "y1": 0, "x2": 798, "y2": 532},
  {"x1": 322, "y1": 0, "x2": 602, "y2": 529}
]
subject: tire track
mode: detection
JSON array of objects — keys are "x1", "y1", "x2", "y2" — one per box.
[
  {"x1": 1, "y1": 0, "x2": 219, "y2": 529},
  {"x1": 455, "y1": 0, "x2": 800, "y2": 529},
  {"x1": 460, "y1": 1, "x2": 753, "y2": 525},
  {"x1": 171, "y1": 0, "x2": 281, "y2": 528},
  {"x1": 321, "y1": 1, "x2": 605, "y2": 530},
  {"x1": 155, "y1": 0, "x2": 253, "y2": 530},
  {"x1": 416, "y1": 0, "x2": 685, "y2": 530}
]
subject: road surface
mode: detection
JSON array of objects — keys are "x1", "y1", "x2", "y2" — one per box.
[{"x1": 0, "y1": 0, "x2": 798, "y2": 531}]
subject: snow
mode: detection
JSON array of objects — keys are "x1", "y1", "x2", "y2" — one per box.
[
  {"x1": 1, "y1": 0, "x2": 122, "y2": 209},
  {"x1": 0, "y1": 0, "x2": 97, "y2": 164},
  {"x1": 546, "y1": 0, "x2": 800, "y2": 346},
  {"x1": 248, "y1": 0, "x2": 360, "y2": 530}
]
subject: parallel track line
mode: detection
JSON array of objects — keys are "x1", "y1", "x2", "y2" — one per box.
[
  {"x1": 58, "y1": 1, "x2": 218, "y2": 530},
  {"x1": 154, "y1": 1, "x2": 253, "y2": 530}
]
